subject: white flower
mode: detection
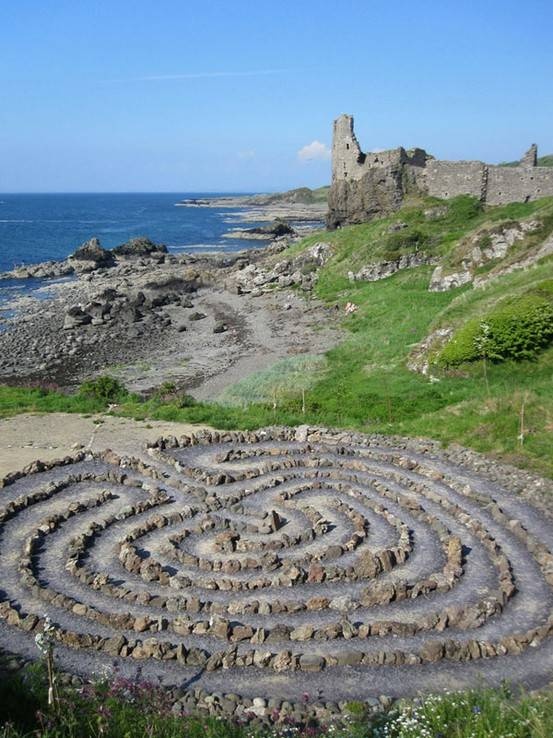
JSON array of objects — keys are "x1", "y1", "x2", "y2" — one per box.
[{"x1": 35, "y1": 615, "x2": 56, "y2": 654}]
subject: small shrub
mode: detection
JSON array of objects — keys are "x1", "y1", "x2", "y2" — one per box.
[
  {"x1": 78, "y1": 375, "x2": 128, "y2": 404},
  {"x1": 478, "y1": 233, "x2": 493, "y2": 250},
  {"x1": 446, "y1": 194, "x2": 484, "y2": 224},
  {"x1": 384, "y1": 228, "x2": 428, "y2": 256},
  {"x1": 151, "y1": 381, "x2": 197, "y2": 408},
  {"x1": 438, "y1": 293, "x2": 553, "y2": 366}
]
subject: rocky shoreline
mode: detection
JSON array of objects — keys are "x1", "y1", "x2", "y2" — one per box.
[{"x1": 0, "y1": 234, "x2": 339, "y2": 396}]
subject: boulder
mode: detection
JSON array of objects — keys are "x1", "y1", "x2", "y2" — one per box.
[
  {"x1": 69, "y1": 238, "x2": 115, "y2": 271},
  {"x1": 63, "y1": 306, "x2": 92, "y2": 330},
  {"x1": 112, "y1": 237, "x2": 168, "y2": 257}
]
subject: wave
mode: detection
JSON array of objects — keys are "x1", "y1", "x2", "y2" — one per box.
[{"x1": 170, "y1": 243, "x2": 231, "y2": 252}]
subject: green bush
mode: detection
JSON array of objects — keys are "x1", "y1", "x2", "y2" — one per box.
[
  {"x1": 78, "y1": 375, "x2": 128, "y2": 404},
  {"x1": 438, "y1": 292, "x2": 553, "y2": 366},
  {"x1": 151, "y1": 381, "x2": 197, "y2": 408},
  {"x1": 384, "y1": 228, "x2": 428, "y2": 256}
]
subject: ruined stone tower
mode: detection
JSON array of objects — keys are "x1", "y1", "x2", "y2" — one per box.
[
  {"x1": 327, "y1": 114, "x2": 553, "y2": 228},
  {"x1": 327, "y1": 115, "x2": 427, "y2": 228}
]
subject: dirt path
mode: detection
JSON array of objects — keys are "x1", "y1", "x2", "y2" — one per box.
[{"x1": 0, "y1": 413, "x2": 206, "y2": 477}]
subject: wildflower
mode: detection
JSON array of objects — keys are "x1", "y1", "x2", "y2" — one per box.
[{"x1": 34, "y1": 615, "x2": 56, "y2": 655}]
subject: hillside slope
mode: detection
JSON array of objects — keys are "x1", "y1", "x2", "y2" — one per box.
[{"x1": 218, "y1": 195, "x2": 553, "y2": 477}]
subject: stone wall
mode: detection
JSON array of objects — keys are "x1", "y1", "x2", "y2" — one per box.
[
  {"x1": 486, "y1": 165, "x2": 553, "y2": 205},
  {"x1": 425, "y1": 160, "x2": 486, "y2": 200},
  {"x1": 328, "y1": 114, "x2": 553, "y2": 227}
]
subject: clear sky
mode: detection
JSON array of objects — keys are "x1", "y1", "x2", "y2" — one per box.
[{"x1": 1, "y1": 0, "x2": 552, "y2": 193}]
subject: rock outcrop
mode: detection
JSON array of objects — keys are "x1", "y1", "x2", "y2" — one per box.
[
  {"x1": 349, "y1": 253, "x2": 437, "y2": 283},
  {"x1": 428, "y1": 219, "x2": 541, "y2": 291},
  {"x1": 112, "y1": 237, "x2": 168, "y2": 257},
  {"x1": 68, "y1": 238, "x2": 116, "y2": 272}
]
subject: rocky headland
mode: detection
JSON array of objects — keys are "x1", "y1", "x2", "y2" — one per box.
[{"x1": 178, "y1": 187, "x2": 328, "y2": 226}]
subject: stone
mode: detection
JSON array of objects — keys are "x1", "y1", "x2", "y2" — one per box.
[
  {"x1": 299, "y1": 654, "x2": 325, "y2": 672},
  {"x1": 231, "y1": 625, "x2": 254, "y2": 642},
  {"x1": 420, "y1": 641, "x2": 444, "y2": 662},
  {"x1": 63, "y1": 306, "x2": 92, "y2": 330},
  {"x1": 336, "y1": 651, "x2": 363, "y2": 666},
  {"x1": 272, "y1": 651, "x2": 292, "y2": 672},
  {"x1": 290, "y1": 624, "x2": 314, "y2": 641},
  {"x1": 133, "y1": 616, "x2": 151, "y2": 633},
  {"x1": 112, "y1": 237, "x2": 168, "y2": 257}
]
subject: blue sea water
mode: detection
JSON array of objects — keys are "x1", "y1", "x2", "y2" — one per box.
[
  {"x1": 0, "y1": 192, "x2": 275, "y2": 312},
  {"x1": 0, "y1": 193, "x2": 269, "y2": 272}
]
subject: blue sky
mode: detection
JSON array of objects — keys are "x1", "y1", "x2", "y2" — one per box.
[{"x1": 1, "y1": 0, "x2": 552, "y2": 192}]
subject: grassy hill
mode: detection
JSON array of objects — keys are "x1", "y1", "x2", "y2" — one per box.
[{"x1": 261, "y1": 185, "x2": 329, "y2": 204}]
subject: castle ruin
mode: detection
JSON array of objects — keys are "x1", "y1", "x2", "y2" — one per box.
[{"x1": 327, "y1": 114, "x2": 553, "y2": 228}]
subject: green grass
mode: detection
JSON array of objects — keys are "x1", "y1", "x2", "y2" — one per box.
[
  {"x1": 277, "y1": 194, "x2": 553, "y2": 280},
  {"x1": 0, "y1": 386, "x2": 113, "y2": 418},
  {"x1": 1, "y1": 664, "x2": 553, "y2": 737},
  {"x1": 218, "y1": 354, "x2": 327, "y2": 406}
]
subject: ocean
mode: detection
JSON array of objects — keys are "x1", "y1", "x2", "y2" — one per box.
[{"x1": 0, "y1": 192, "x2": 271, "y2": 312}]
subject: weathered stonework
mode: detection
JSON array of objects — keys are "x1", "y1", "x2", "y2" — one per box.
[{"x1": 328, "y1": 114, "x2": 553, "y2": 227}]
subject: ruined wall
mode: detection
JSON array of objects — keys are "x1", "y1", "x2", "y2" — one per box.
[
  {"x1": 425, "y1": 160, "x2": 486, "y2": 200},
  {"x1": 328, "y1": 114, "x2": 553, "y2": 228},
  {"x1": 486, "y1": 166, "x2": 553, "y2": 205}
]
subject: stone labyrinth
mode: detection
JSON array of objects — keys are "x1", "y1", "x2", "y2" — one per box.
[{"x1": 1, "y1": 426, "x2": 553, "y2": 719}]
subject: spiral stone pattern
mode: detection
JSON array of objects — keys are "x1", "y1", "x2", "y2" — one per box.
[{"x1": 1, "y1": 426, "x2": 553, "y2": 718}]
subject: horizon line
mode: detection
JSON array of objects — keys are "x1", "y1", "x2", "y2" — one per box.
[{"x1": 101, "y1": 68, "x2": 291, "y2": 83}]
